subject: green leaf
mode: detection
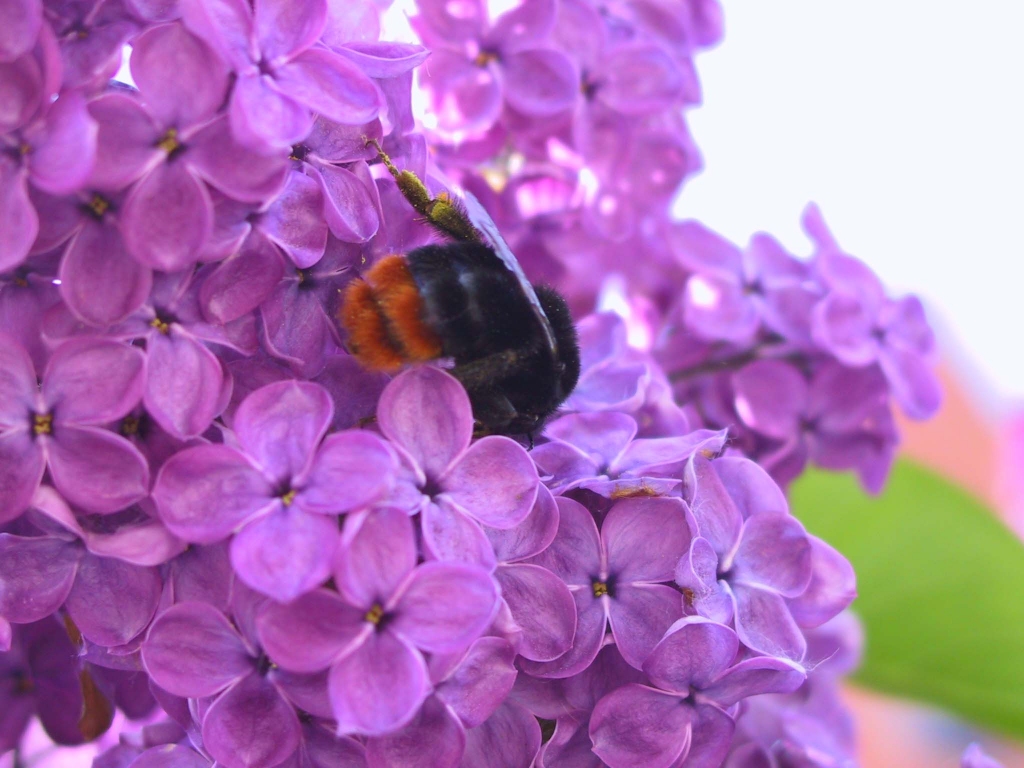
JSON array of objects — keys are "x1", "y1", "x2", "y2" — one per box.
[{"x1": 790, "y1": 459, "x2": 1024, "y2": 738}]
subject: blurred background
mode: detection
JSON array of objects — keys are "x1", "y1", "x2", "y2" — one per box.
[{"x1": 677, "y1": 1, "x2": 1024, "y2": 765}]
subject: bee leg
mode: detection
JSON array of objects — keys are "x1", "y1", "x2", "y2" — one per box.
[
  {"x1": 363, "y1": 138, "x2": 479, "y2": 243},
  {"x1": 468, "y1": 390, "x2": 518, "y2": 437}
]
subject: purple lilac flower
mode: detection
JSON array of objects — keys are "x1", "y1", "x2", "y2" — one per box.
[
  {"x1": 87, "y1": 21, "x2": 288, "y2": 271},
  {"x1": 375, "y1": 366, "x2": 540, "y2": 568},
  {"x1": 153, "y1": 380, "x2": 396, "y2": 601},
  {"x1": 0, "y1": 486, "x2": 167, "y2": 646},
  {"x1": 733, "y1": 359, "x2": 898, "y2": 492},
  {"x1": 588, "y1": 618, "x2": 805, "y2": 768},
  {"x1": 181, "y1": 0, "x2": 383, "y2": 152},
  {"x1": 46, "y1": 0, "x2": 139, "y2": 90},
  {"x1": 141, "y1": 599, "x2": 303, "y2": 768},
  {"x1": 256, "y1": 508, "x2": 498, "y2": 735},
  {"x1": 0, "y1": 253, "x2": 62, "y2": 369},
  {"x1": 0, "y1": 0, "x2": 42, "y2": 62},
  {"x1": 0, "y1": 334, "x2": 148, "y2": 521},
  {"x1": 521, "y1": 495, "x2": 691, "y2": 677},
  {"x1": 413, "y1": 0, "x2": 578, "y2": 138},
  {"x1": 675, "y1": 453, "x2": 815, "y2": 660}
]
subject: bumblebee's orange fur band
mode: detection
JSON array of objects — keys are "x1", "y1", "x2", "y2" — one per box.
[{"x1": 340, "y1": 255, "x2": 443, "y2": 372}]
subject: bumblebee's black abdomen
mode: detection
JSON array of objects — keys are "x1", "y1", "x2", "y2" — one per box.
[{"x1": 406, "y1": 243, "x2": 539, "y2": 362}]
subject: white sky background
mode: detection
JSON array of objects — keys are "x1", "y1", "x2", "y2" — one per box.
[{"x1": 676, "y1": 1, "x2": 1024, "y2": 409}]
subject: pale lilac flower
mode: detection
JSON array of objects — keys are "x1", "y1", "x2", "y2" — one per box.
[
  {"x1": 589, "y1": 618, "x2": 805, "y2": 768},
  {"x1": 256, "y1": 508, "x2": 498, "y2": 736},
  {"x1": 0, "y1": 0, "x2": 42, "y2": 61},
  {"x1": 153, "y1": 380, "x2": 396, "y2": 601},
  {"x1": 375, "y1": 367, "x2": 539, "y2": 569},
  {"x1": 46, "y1": 0, "x2": 139, "y2": 89},
  {"x1": 962, "y1": 743, "x2": 1006, "y2": 768},
  {"x1": 181, "y1": 0, "x2": 383, "y2": 152},
  {"x1": 0, "y1": 334, "x2": 148, "y2": 521},
  {"x1": 521, "y1": 495, "x2": 691, "y2": 677}
]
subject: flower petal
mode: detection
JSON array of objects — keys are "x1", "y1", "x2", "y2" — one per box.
[
  {"x1": 732, "y1": 513, "x2": 812, "y2": 597},
  {"x1": 202, "y1": 672, "x2": 301, "y2": 768},
  {"x1": 787, "y1": 535, "x2": 856, "y2": 629},
  {"x1": 255, "y1": 0, "x2": 326, "y2": 62},
  {"x1": 0, "y1": 0, "x2": 41, "y2": 61},
  {"x1": 59, "y1": 220, "x2": 152, "y2": 327},
  {"x1": 47, "y1": 426, "x2": 149, "y2": 513},
  {"x1": 418, "y1": 50, "x2": 502, "y2": 137},
  {"x1": 525, "y1": 496, "x2": 601, "y2": 587},
  {"x1": 377, "y1": 367, "x2": 472, "y2": 480},
  {"x1": 86, "y1": 93, "x2": 162, "y2": 192},
  {"x1": 121, "y1": 163, "x2": 213, "y2": 271},
  {"x1": 43, "y1": 337, "x2": 146, "y2": 425},
  {"x1": 235, "y1": 380, "x2": 333, "y2": 483},
  {"x1": 496, "y1": 563, "x2": 575, "y2": 662},
  {"x1": 0, "y1": 430, "x2": 44, "y2": 523},
  {"x1": 597, "y1": 44, "x2": 687, "y2": 114},
  {"x1": 608, "y1": 584, "x2": 683, "y2": 670},
  {"x1": 0, "y1": 333, "x2": 37, "y2": 427},
  {"x1": 441, "y1": 435, "x2": 538, "y2": 529},
  {"x1": 502, "y1": 48, "x2": 577, "y2": 116},
  {"x1": 27, "y1": 91, "x2": 98, "y2": 195},
  {"x1": 732, "y1": 583, "x2": 807, "y2": 661},
  {"x1": 230, "y1": 72, "x2": 313, "y2": 153},
  {"x1": 144, "y1": 329, "x2": 224, "y2": 439},
  {"x1": 328, "y1": 630, "x2": 429, "y2": 736},
  {"x1": 643, "y1": 618, "x2": 737, "y2": 692},
  {"x1": 391, "y1": 561, "x2": 497, "y2": 653},
  {"x1": 334, "y1": 507, "x2": 416, "y2": 608},
  {"x1": 153, "y1": 444, "x2": 274, "y2": 543},
  {"x1": 314, "y1": 162, "x2": 380, "y2": 242},
  {"x1": 461, "y1": 701, "x2": 541, "y2": 768},
  {"x1": 187, "y1": 115, "x2": 289, "y2": 203},
  {"x1": 486, "y1": 485, "x2": 558, "y2": 564},
  {"x1": 732, "y1": 359, "x2": 808, "y2": 441},
  {"x1": 64, "y1": 554, "x2": 161, "y2": 646},
  {"x1": 0, "y1": 160, "x2": 36, "y2": 272},
  {"x1": 0, "y1": 535, "x2": 80, "y2": 623},
  {"x1": 604, "y1": 497, "x2": 690, "y2": 584},
  {"x1": 517, "y1": 590, "x2": 604, "y2": 679},
  {"x1": 300, "y1": 430, "x2": 395, "y2": 513},
  {"x1": 275, "y1": 47, "x2": 381, "y2": 125},
  {"x1": 589, "y1": 684, "x2": 692, "y2": 768},
  {"x1": 258, "y1": 588, "x2": 365, "y2": 673},
  {"x1": 365, "y1": 694, "x2": 465, "y2": 768},
  {"x1": 702, "y1": 656, "x2": 805, "y2": 708},
  {"x1": 682, "y1": 454, "x2": 742, "y2": 557},
  {"x1": 684, "y1": 703, "x2": 734, "y2": 768},
  {"x1": 420, "y1": 499, "x2": 497, "y2": 569},
  {"x1": 258, "y1": 170, "x2": 328, "y2": 268},
  {"x1": 230, "y1": 505, "x2": 338, "y2": 602},
  {"x1": 434, "y1": 636, "x2": 517, "y2": 728},
  {"x1": 200, "y1": 232, "x2": 285, "y2": 324},
  {"x1": 142, "y1": 602, "x2": 253, "y2": 697}
]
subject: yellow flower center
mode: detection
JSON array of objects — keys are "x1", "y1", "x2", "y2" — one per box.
[
  {"x1": 33, "y1": 413, "x2": 53, "y2": 436},
  {"x1": 150, "y1": 317, "x2": 171, "y2": 334},
  {"x1": 86, "y1": 195, "x2": 110, "y2": 219},
  {"x1": 592, "y1": 580, "x2": 609, "y2": 598},
  {"x1": 156, "y1": 128, "x2": 182, "y2": 155},
  {"x1": 279, "y1": 489, "x2": 297, "y2": 507},
  {"x1": 473, "y1": 50, "x2": 499, "y2": 67},
  {"x1": 364, "y1": 604, "x2": 385, "y2": 625}
]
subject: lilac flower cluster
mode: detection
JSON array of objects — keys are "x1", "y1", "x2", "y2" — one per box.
[{"x1": 1, "y1": 0, "x2": 941, "y2": 766}]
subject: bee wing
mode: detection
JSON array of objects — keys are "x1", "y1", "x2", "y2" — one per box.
[{"x1": 461, "y1": 190, "x2": 558, "y2": 353}]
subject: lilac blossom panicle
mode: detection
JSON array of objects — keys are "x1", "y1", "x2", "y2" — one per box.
[{"x1": 0, "y1": 0, "x2": 944, "y2": 766}]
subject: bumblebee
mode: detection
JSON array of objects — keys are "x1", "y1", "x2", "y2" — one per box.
[{"x1": 340, "y1": 143, "x2": 580, "y2": 440}]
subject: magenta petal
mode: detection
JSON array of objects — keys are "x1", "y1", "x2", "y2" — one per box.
[
  {"x1": 597, "y1": 44, "x2": 685, "y2": 114},
  {"x1": 142, "y1": 602, "x2": 253, "y2": 697},
  {"x1": 64, "y1": 555, "x2": 161, "y2": 646},
  {"x1": 334, "y1": 507, "x2": 416, "y2": 608},
  {"x1": 301, "y1": 431, "x2": 394, "y2": 513},
  {"x1": 47, "y1": 426, "x2": 149, "y2": 513},
  {"x1": 235, "y1": 380, "x2": 333, "y2": 482},
  {"x1": 43, "y1": 337, "x2": 146, "y2": 425},
  {"x1": 59, "y1": 221, "x2": 152, "y2": 326},
  {"x1": 144, "y1": 330, "x2": 224, "y2": 439},
  {"x1": 187, "y1": 116, "x2": 289, "y2": 203},
  {"x1": 27, "y1": 91, "x2": 98, "y2": 195},
  {"x1": 392, "y1": 562, "x2": 497, "y2": 653},
  {"x1": 121, "y1": 163, "x2": 212, "y2": 271},
  {"x1": 604, "y1": 497, "x2": 690, "y2": 583},
  {"x1": 0, "y1": 161, "x2": 36, "y2": 272},
  {"x1": 365, "y1": 694, "x2": 465, "y2": 768},
  {"x1": 442, "y1": 435, "x2": 537, "y2": 529},
  {"x1": 0, "y1": 535, "x2": 79, "y2": 622},
  {"x1": 496, "y1": 563, "x2": 576, "y2": 662},
  {"x1": 258, "y1": 589, "x2": 365, "y2": 673},
  {"x1": 85, "y1": 518, "x2": 185, "y2": 566},
  {"x1": 684, "y1": 454, "x2": 742, "y2": 556},
  {"x1": 643, "y1": 618, "x2": 737, "y2": 692},
  {"x1": 0, "y1": 431, "x2": 44, "y2": 523},
  {"x1": 684, "y1": 273, "x2": 759, "y2": 343},
  {"x1": 486, "y1": 485, "x2": 558, "y2": 564},
  {"x1": 276, "y1": 47, "x2": 381, "y2": 125},
  {"x1": 419, "y1": 50, "x2": 502, "y2": 136},
  {"x1": 202, "y1": 672, "x2": 301, "y2": 768},
  {"x1": 329, "y1": 630, "x2": 429, "y2": 736},
  {"x1": 421, "y1": 498, "x2": 497, "y2": 569},
  {"x1": 502, "y1": 48, "x2": 577, "y2": 116},
  {"x1": 732, "y1": 514, "x2": 812, "y2": 597},
  {"x1": 732, "y1": 359, "x2": 807, "y2": 441},
  {"x1": 811, "y1": 292, "x2": 878, "y2": 366},
  {"x1": 685, "y1": 703, "x2": 734, "y2": 768},
  {"x1": 130, "y1": 746, "x2": 210, "y2": 768},
  {"x1": 435, "y1": 636, "x2": 517, "y2": 728},
  {"x1": 153, "y1": 444, "x2": 274, "y2": 543},
  {"x1": 230, "y1": 505, "x2": 338, "y2": 602},
  {"x1": 879, "y1": 344, "x2": 942, "y2": 420},
  {"x1": 589, "y1": 684, "x2": 692, "y2": 768},
  {"x1": 180, "y1": 0, "x2": 253, "y2": 70},
  {"x1": 255, "y1": 0, "x2": 326, "y2": 61},
  {"x1": 230, "y1": 72, "x2": 313, "y2": 152},
  {"x1": 0, "y1": 334, "x2": 39, "y2": 425},
  {"x1": 260, "y1": 280, "x2": 339, "y2": 376},
  {"x1": 608, "y1": 584, "x2": 683, "y2": 670},
  {"x1": 518, "y1": 591, "x2": 604, "y2": 679},
  {"x1": 200, "y1": 233, "x2": 285, "y2": 324},
  {"x1": 525, "y1": 497, "x2": 601, "y2": 587},
  {"x1": 461, "y1": 701, "x2": 541, "y2": 768},
  {"x1": 702, "y1": 656, "x2": 805, "y2": 708},
  {"x1": 787, "y1": 535, "x2": 856, "y2": 629},
  {"x1": 87, "y1": 94, "x2": 162, "y2": 193},
  {"x1": 377, "y1": 367, "x2": 472, "y2": 480},
  {"x1": 712, "y1": 456, "x2": 789, "y2": 519},
  {"x1": 0, "y1": 0, "x2": 41, "y2": 61},
  {"x1": 315, "y1": 162, "x2": 379, "y2": 242},
  {"x1": 732, "y1": 583, "x2": 807, "y2": 661},
  {"x1": 259, "y1": 171, "x2": 328, "y2": 267},
  {"x1": 130, "y1": 22, "x2": 228, "y2": 127}
]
